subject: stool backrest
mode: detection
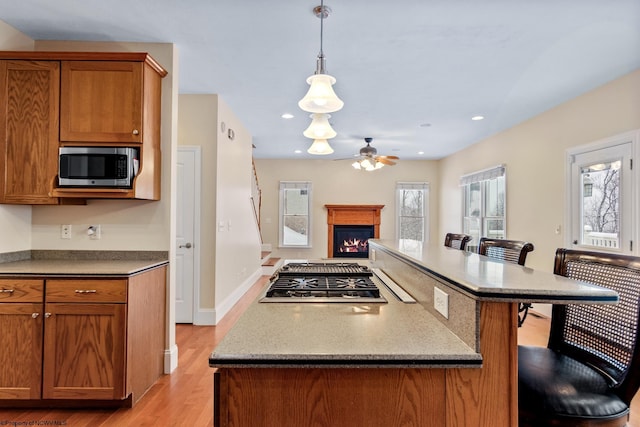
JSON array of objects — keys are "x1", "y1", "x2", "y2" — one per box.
[
  {"x1": 478, "y1": 237, "x2": 534, "y2": 266},
  {"x1": 444, "y1": 233, "x2": 471, "y2": 251},
  {"x1": 550, "y1": 248, "x2": 640, "y2": 404}
]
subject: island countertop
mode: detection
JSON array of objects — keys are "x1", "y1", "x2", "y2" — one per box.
[
  {"x1": 209, "y1": 274, "x2": 482, "y2": 368},
  {"x1": 210, "y1": 240, "x2": 618, "y2": 369},
  {"x1": 369, "y1": 239, "x2": 619, "y2": 304}
]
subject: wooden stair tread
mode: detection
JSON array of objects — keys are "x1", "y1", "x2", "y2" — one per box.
[{"x1": 262, "y1": 257, "x2": 281, "y2": 267}]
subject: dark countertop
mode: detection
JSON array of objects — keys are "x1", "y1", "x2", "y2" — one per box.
[
  {"x1": 0, "y1": 250, "x2": 168, "y2": 277},
  {"x1": 370, "y1": 240, "x2": 619, "y2": 303}
]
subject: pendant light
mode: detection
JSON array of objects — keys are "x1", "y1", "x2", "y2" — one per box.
[
  {"x1": 298, "y1": 1, "x2": 344, "y2": 114},
  {"x1": 307, "y1": 139, "x2": 334, "y2": 155},
  {"x1": 303, "y1": 113, "x2": 337, "y2": 139}
]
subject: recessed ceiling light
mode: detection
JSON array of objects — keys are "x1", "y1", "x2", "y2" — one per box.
[
  {"x1": 282, "y1": 113, "x2": 294, "y2": 119},
  {"x1": 419, "y1": 123, "x2": 432, "y2": 128},
  {"x1": 418, "y1": 151, "x2": 424, "y2": 155},
  {"x1": 471, "y1": 115, "x2": 484, "y2": 121},
  {"x1": 294, "y1": 149, "x2": 302, "y2": 154}
]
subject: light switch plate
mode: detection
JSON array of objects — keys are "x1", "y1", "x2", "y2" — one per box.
[{"x1": 434, "y1": 287, "x2": 449, "y2": 319}]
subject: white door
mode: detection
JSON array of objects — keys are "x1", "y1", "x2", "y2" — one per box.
[
  {"x1": 176, "y1": 147, "x2": 200, "y2": 323},
  {"x1": 569, "y1": 140, "x2": 633, "y2": 253}
]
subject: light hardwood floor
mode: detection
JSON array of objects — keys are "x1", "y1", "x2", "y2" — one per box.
[{"x1": 1, "y1": 279, "x2": 638, "y2": 426}]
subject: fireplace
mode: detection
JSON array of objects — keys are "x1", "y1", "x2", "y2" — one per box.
[
  {"x1": 333, "y1": 225, "x2": 375, "y2": 258},
  {"x1": 325, "y1": 205, "x2": 384, "y2": 258}
]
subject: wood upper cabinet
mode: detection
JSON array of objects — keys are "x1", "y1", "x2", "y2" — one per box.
[
  {"x1": 60, "y1": 61, "x2": 144, "y2": 143},
  {"x1": 0, "y1": 280, "x2": 44, "y2": 399},
  {"x1": 0, "y1": 51, "x2": 167, "y2": 203},
  {"x1": 0, "y1": 60, "x2": 60, "y2": 204}
]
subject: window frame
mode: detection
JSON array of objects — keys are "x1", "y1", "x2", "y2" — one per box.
[
  {"x1": 566, "y1": 130, "x2": 637, "y2": 255},
  {"x1": 278, "y1": 181, "x2": 312, "y2": 248},
  {"x1": 395, "y1": 182, "x2": 430, "y2": 247},
  {"x1": 460, "y1": 165, "x2": 506, "y2": 250}
]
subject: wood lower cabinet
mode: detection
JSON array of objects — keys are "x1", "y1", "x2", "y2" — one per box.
[
  {"x1": 0, "y1": 266, "x2": 166, "y2": 407},
  {"x1": 0, "y1": 280, "x2": 44, "y2": 400},
  {"x1": 43, "y1": 278, "x2": 128, "y2": 400}
]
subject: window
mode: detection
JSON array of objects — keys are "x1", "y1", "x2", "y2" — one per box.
[
  {"x1": 461, "y1": 165, "x2": 506, "y2": 250},
  {"x1": 396, "y1": 182, "x2": 429, "y2": 250},
  {"x1": 568, "y1": 133, "x2": 634, "y2": 253},
  {"x1": 279, "y1": 181, "x2": 312, "y2": 248}
]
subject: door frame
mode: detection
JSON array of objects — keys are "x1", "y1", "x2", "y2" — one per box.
[
  {"x1": 177, "y1": 146, "x2": 202, "y2": 323},
  {"x1": 565, "y1": 129, "x2": 638, "y2": 255}
]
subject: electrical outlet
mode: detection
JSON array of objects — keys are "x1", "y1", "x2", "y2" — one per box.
[
  {"x1": 88, "y1": 225, "x2": 101, "y2": 240},
  {"x1": 61, "y1": 224, "x2": 72, "y2": 239},
  {"x1": 434, "y1": 287, "x2": 449, "y2": 319}
]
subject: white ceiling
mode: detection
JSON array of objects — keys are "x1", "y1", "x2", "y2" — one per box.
[{"x1": 1, "y1": 0, "x2": 639, "y2": 160}]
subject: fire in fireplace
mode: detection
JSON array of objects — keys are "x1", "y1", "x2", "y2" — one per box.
[{"x1": 333, "y1": 225, "x2": 375, "y2": 258}]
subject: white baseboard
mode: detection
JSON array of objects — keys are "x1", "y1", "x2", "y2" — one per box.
[
  {"x1": 194, "y1": 268, "x2": 263, "y2": 326},
  {"x1": 164, "y1": 344, "x2": 178, "y2": 374},
  {"x1": 193, "y1": 308, "x2": 216, "y2": 326}
]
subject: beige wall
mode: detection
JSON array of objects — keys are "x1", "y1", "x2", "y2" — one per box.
[
  {"x1": 0, "y1": 20, "x2": 35, "y2": 253},
  {"x1": 178, "y1": 94, "x2": 260, "y2": 323},
  {"x1": 439, "y1": 69, "x2": 640, "y2": 273},
  {"x1": 30, "y1": 41, "x2": 177, "y2": 253},
  {"x1": 254, "y1": 159, "x2": 439, "y2": 260}
]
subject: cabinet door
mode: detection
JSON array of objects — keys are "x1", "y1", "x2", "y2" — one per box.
[
  {"x1": 42, "y1": 302, "x2": 126, "y2": 400},
  {"x1": 0, "y1": 303, "x2": 43, "y2": 399},
  {"x1": 0, "y1": 60, "x2": 60, "y2": 204},
  {"x1": 60, "y1": 61, "x2": 143, "y2": 143}
]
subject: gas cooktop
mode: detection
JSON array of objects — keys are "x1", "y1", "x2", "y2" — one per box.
[{"x1": 260, "y1": 262, "x2": 387, "y2": 303}]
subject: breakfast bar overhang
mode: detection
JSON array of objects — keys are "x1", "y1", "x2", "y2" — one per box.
[{"x1": 209, "y1": 240, "x2": 618, "y2": 427}]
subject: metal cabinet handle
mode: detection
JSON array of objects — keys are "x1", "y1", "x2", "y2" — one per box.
[
  {"x1": 32, "y1": 313, "x2": 39, "y2": 319},
  {"x1": 0, "y1": 289, "x2": 14, "y2": 293},
  {"x1": 44, "y1": 313, "x2": 52, "y2": 318},
  {"x1": 179, "y1": 243, "x2": 192, "y2": 249},
  {"x1": 132, "y1": 129, "x2": 140, "y2": 135},
  {"x1": 75, "y1": 289, "x2": 97, "y2": 294}
]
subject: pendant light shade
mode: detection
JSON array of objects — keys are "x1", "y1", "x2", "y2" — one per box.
[
  {"x1": 307, "y1": 139, "x2": 334, "y2": 155},
  {"x1": 298, "y1": 74, "x2": 344, "y2": 113},
  {"x1": 303, "y1": 113, "x2": 337, "y2": 139}
]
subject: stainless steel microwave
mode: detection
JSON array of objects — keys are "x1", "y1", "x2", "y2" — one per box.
[{"x1": 58, "y1": 147, "x2": 139, "y2": 188}]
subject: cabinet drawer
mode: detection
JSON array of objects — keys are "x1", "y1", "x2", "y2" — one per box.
[
  {"x1": 46, "y1": 279, "x2": 127, "y2": 303},
  {"x1": 0, "y1": 279, "x2": 44, "y2": 302}
]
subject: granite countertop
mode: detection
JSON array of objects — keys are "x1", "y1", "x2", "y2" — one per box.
[
  {"x1": 370, "y1": 240, "x2": 619, "y2": 304},
  {"x1": 0, "y1": 250, "x2": 168, "y2": 276},
  {"x1": 209, "y1": 275, "x2": 481, "y2": 369}
]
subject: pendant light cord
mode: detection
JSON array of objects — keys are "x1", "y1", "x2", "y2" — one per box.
[{"x1": 319, "y1": 0, "x2": 324, "y2": 58}]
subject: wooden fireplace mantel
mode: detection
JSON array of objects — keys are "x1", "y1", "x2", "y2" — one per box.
[{"x1": 325, "y1": 205, "x2": 384, "y2": 258}]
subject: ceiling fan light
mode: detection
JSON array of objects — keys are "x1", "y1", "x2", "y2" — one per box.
[
  {"x1": 375, "y1": 161, "x2": 385, "y2": 170},
  {"x1": 360, "y1": 158, "x2": 373, "y2": 170},
  {"x1": 298, "y1": 74, "x2": 344, "y2": 113},
  {"x1": 303, "y1": 113, "x2": 337, "y2": 139},
  {"x1": 352, "y1": 161, "x2": 362, "y2": 170},
  {"x1": 307, "y1": 138, "x2": 334, "y2": 155}
]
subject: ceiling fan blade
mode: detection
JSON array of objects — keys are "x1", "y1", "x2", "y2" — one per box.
[
  {"x1": 378, "y1": 155, "x2": 399, "y2": 160},
  {"x1": 376, "y1": 157, "x2": 396, "y2": 166}
]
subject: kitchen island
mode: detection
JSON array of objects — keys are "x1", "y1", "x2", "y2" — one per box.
[
  {"x1": 0, "y1": 250, "x2": 168, "y2": 408},
  {"x1": 209, "y1": 240, "x2": 617, "y2": 427}
]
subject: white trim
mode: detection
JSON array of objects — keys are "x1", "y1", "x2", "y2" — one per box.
[
  {"x1": 278, "y1": 181, "x2": 313, "y2": 248},
  {"x1": 395, "y1": 182, "x2": 430, "y2": 244},
  {"x1": 564, "y1": 129, "x2": 638, "y2": 254},
  {"x1": 164, "y1": 344, "x2": 178, "y2": 374},
  {"x1": 177, "y1": 146, "x2": 202, "y2": 323},
  {"x1": 196, "y1": 268, "x2": 263, "y2": 325}
]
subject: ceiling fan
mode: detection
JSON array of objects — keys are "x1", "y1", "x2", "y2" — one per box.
[{"x1": 351, "y1": 137, "x2": 399, "y2": 171}]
